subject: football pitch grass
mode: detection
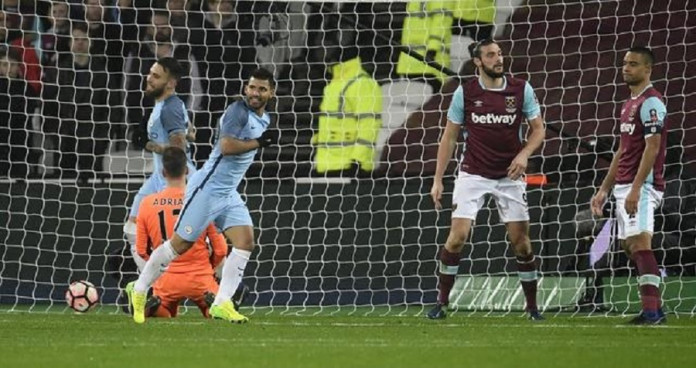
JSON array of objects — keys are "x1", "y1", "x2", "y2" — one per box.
[{"x1": 1, "y1": 307, "x2": 695, "y2": 368}]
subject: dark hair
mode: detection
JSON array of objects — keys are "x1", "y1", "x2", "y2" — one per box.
[
  {"x1": 628, "y1": 46, "x2": 655, "y2": 65},
  {"x1": 71, "y1": 21, "x2": 89, "y2": 35},
  {"x1": 162, "y1": 146, "x2": 188, "y2": 178},
  {"x1": 249, "y1": 68, "x2": 275, "y2": 89},
  {"x1": 468, "y1": 38, "x2": 498, "y2": 59},
  {"x1": 156, "y1": 57, "x2": 185, "y2": 81}
]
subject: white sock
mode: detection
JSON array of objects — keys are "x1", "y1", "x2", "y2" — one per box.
[
  {"x1": 134, "y1": 240, "x2": 178, "y2": 293},
  {"x1": 123, "y1": 221, "x2": 137, "y2": 245},
  {"x1": 129, "y1": 244, "x2": 147, "y2": 272},
  {"x1": 214, "y1": 248, "x2": 251, "y2": 306}
]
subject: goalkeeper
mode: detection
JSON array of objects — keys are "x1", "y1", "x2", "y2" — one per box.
[{"x1": 134, "y1": 146, "x2": 227, "y2": 318}]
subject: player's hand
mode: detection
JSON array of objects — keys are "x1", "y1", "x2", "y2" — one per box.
[
  {"x1": 186, "y1": 122, "x2": 197, "y2": 142},
  {"x1": 431, "y1": 180, "x2": 444, "y2": 210},
  {"x1": 507, "y1": 153, "x2": 528, "y2": 180},
  {"x1": 590, "y1": 190, "x2": 607, "y2": 217},
  {"x1": 131, "y1": 125, "x2": 148, "y2": 150},
  {"x1": 256, "y1": 129, "x2": 280, "y2": 147},
  {"x1": 624, "y1": 188, "x2": 640, "y2": 216}
]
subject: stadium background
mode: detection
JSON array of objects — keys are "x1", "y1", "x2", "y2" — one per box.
[{"x1": 0, "y1": 0, "x2": 694, "y2": 312}]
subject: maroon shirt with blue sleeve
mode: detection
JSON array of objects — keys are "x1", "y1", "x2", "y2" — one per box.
[{"x1": 615, "y1": 85, "x2": 668, "y2": 191}]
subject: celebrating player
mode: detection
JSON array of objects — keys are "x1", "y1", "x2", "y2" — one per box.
[
  {"x1": 591, "y1": 47, "x2": 668, "y2": 325},
  {"x1": 122, "y1": 57, "x2": 196, "y2": 270},
  {"x1": 127, "y1": 68, "x2": 279, "y2": 324},
  {"x1": 134, "y1": 146, "x2": 227, "y2": 318},
  {"x1": 427, "y1": 39, "x2": 546, "y2": 320}
]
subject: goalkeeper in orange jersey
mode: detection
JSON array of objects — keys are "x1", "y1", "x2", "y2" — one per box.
[{"x1": 134, "y1": 146, "x2": 228, "y2": 318}]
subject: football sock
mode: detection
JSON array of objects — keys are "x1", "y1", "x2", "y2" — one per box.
[
  {"x1": 438, "y1": 248, "x2": 460, "y2": 305},
  {"x1": 123, "y1": 221, "x2": 146, "y2": 271},
  {"x1": 214, "y1": 248, "x2": 252, "y2": 306},
  {"x1": 632, "y1": 250, "x2": 661, "y2": 312},
  {"x1": 517, "y1": 254, "x2": 538, "y2": 311},
  {"x1": 134, "y1": 240, "x2": 178, "y2": 294}
]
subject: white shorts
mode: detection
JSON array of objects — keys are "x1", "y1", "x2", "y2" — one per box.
[
  {"x1": 451, "y1": 172, "x2": 529, "y2": 223},
  {"x1": 614, "y1": 183, "x2": 663, "y2": 240}
]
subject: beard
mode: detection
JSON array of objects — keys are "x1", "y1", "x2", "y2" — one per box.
[
  {"x1": 145, "y1": 84, "x2": 166, "y2": 99},
  {"x1": 623, "y1": 75, "x2": 643, "y2": 86},
  {"x1": 482, "y1": 64, "x2": 505, "y2": 79},
  {"x1": 246, "y1": 96, "x2": 267, "y2": 109}
]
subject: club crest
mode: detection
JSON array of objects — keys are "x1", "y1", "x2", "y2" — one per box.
[{"x1": 505, "y1": 96, "x2": 516, "y2": 113}]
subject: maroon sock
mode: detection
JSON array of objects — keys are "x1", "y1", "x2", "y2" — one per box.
[
  {"x1": 438, "y1": 248, "x2": 460, "y2": 305},
  {"x1": 632, "y1": 250, "x2": 661, "y2": 312},
  {"x1": 516, "y1": 254, "x2": 538, "y2": 312}
]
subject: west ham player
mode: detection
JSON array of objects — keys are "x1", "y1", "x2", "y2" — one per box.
[
  {"x1": 123, "y1": 58, "x2": 196, "y2": 270},
  {"x1": 133, "y1": 146, "x2": 227, "y2": 318},
  {"x1": 427, "y1": 39, "x2": 546, "y2": 320},
  {"x1": 127, "y1": 68, "x2": 279, "y2": 324},
  {"x1": 591, "y1": 47, "x2": 668, "y2": 325}
]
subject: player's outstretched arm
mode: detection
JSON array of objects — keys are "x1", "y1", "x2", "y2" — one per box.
[{"x1": 431, "y1": 120, "x2": 461, "y2": 210}]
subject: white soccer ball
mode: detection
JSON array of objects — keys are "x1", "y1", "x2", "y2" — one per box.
[{"x1": 65, "y1": 280, "x2": 99, "y2": 313}]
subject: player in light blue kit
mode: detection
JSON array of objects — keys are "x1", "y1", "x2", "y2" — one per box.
[
  {"x1": 127, "y1": 68, "x2": 279, "y2": 323},
  {"x1": 122, "y1": 57, "x2": 196, "y2": 270}
]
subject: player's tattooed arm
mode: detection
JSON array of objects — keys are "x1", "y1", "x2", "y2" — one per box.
[{"x1": 144, "y1": 132, "x2": 187, "y2": 154}]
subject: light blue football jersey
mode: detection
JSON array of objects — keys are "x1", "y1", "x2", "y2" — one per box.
[
  {"x1": 147, "y1": 94, "x2": 194, "y2": 175},
  {"x1": 194, "y1": 100, "x2": 271, "y2": 196}
]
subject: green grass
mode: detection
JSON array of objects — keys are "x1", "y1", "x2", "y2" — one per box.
[{"x1": 1, "y1": 307, "x2": 695, "y2": 368}]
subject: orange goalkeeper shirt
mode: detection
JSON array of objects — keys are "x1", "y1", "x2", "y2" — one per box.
[{"x1": 136, "y1": 187, "x2": 227, "y2": 276}]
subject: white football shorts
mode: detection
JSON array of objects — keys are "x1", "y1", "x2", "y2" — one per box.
[
  {"x1": 451, "y1": 172, "x2": 529, "y2": 223},
  {"x1": 613, "y1": 183, "x2": 663, "y2": 239}
]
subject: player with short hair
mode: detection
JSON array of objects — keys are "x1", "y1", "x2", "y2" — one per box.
[
  {"x1": 591, "y1": 46, "x2": 668, "y2": 325},
  {"x1": 122, "y1": 57, "x2": 196, "y2": 271},
  {"x1": 127, "y1": 68, "x2": 279, "y2": 324},
  {"x1": 427, "y1": 39, "x2": 546, "y2": 320},
  {"x1": 134, "y1": 146, "x2": 227, "y2": 318}
]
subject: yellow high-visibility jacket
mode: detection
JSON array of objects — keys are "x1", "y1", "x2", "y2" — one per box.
[
  {"x1": 449, "y1": 0, "x2": 496, "y2": 24},
  {"x1": 396, "y1": 1, "x2": 454, "y2": 82},
  {"x1": 313, "y1": 57, "x2": 383, "y2": 173}
]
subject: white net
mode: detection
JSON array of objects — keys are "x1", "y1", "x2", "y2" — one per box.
[{"x1": 0, "y1": 0, "x2": 694, "y2": 315}]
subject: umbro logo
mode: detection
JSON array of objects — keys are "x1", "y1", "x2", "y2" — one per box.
[{"x1": 474, "y1": 100, "x2": 483, "y2": 107}]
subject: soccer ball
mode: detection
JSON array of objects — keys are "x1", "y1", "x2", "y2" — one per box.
[{"x1": 65, "y1": 280, "x2": 99, "y2": 313}]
